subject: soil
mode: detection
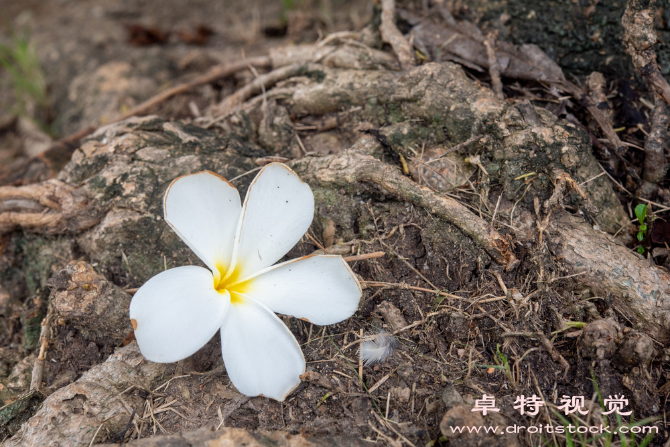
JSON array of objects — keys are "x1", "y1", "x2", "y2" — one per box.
[{"x1": 0, "y1": 0, "x2": 670, "y2": 446}]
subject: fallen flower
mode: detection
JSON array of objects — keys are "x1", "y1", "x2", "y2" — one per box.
[{"x1": 129, "y1": 163, "x2": 362, "y2": 401}]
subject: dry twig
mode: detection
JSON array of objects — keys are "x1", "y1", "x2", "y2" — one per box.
[
  {"x1": 559, "y1": 81, "x2": 625, "y2": 154},
  {"x1": 484, "y1": 31, "x2": 504, "y2": 100},
  {"x1": 502, "y1": 331, "x2": 570, "y2": 378},
  {"x1": 121, "y1": 56, "x2": 271, "y2": 121},
  {"x1": 30, "y1": 303, "x2": 54, "y2": 391},
  {"x1": 212, "y1": 63, "x2": 306, "y2": 119}
]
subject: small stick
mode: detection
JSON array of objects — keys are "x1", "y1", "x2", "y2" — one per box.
[
  {"x1": 343, "y1": 251, "x2": 385, "y2": 262},
  {"x1": 491, "y1": 192, "x2": 503, "y2": 225},
  {"x1": 213, "y1": 63, "x2": 306, "y2": 118},
  {"x1": 368, "y1": 368, "x2": 397, "y2": 393},
  {"x1": 121, "y1": 56, "x2": 271, "y2": 121},
  {"x1": 502, "y1": 331, "x2": 570, "y2": 378},
  {"x1": 358, "y1": 329, "x2": 364, "y2": 380},
  {"x1": 88, "y1": 423, "x2": 105, "y2": 447},
  {"x1": 228, "y1": 166, "x2": 263, "y2": 183},
  {"x1": 492, "y1": 271, "x2": 508, "y2": 296},
  {"x1": 385, "y1": 391, "x2": 391, "y2": 419},
  {"x1": 484, "y1": 31, "x2": 504, "y2": 100},
  {"x1": 30, "y1": 302, "x2": 53, "y2": 391},
  {"x1": 362, "y1": 280, "x2": 471, "y2": 302}
]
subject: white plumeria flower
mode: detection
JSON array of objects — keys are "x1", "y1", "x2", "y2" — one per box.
[{"x1": 129, "y1": 163, "x2": 361, "y2": 401}]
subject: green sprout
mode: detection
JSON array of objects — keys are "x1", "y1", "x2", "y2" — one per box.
[
  {"x1": 634, "y1": 204, "x2": 648, "y2": 255},
  {"x1": 0, "y1": 30, "x2": 47, "y2": 111},
  {"x1": 0, "y1": 25, "x2": 51, "y2": 132},
  {"x1": 315, "y1": 391, "x2": 333, "y2": 408},
  {"x1": 280, "y1": 0, "x2": 296, "y2": 23},
  {"x1": 478, "y1": 344, "x2": 516, "y2": 389}
]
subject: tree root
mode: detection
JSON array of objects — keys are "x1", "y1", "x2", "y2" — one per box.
[
  {"x1": 0, "y1": 180, "x2": 100, "y2": 234},
  {"x1": 4, "y1": 343, "x2": 167, "y2": 447},
  {"x1": 551, "y1": 212, "x2": 670, "y2": 343},
  {"x1": 640, "y1": 98, "x2": 670, "y2": 197},
  {"x1": 484, "y1": 31, "x2": 504, "y2": 100},
  {"x1": 623, "y1": 0, "x2": 670, "y2": 105},
  {"x1": 291, "y1": 149, "x2": 519, "y2": 270},
  {"x1": 212, "y1": 63, "x2": 308, "y2": 117},
  {"x1": 380, "y1": 0, "x2": 415, "y2": 69}
]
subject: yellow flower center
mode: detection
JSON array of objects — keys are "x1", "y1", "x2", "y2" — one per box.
[{"x1": 213, "y1": 262, "x2": 251, "y2": 305}]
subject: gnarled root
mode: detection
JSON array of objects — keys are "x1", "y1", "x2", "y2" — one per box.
[
  {"x1": 552, "y1": 212, "x2": 670, "y2": 343},
  {"x1": 0, "y1": 180, "x2": 100, "y2": 234},
  {"x1": 291, "y1": 149, "x2": 519, "y2": 270}
]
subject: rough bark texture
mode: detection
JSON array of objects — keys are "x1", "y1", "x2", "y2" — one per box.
[
  {"x1": 642, "y1": 99, "x2": 670, "y2": 189},
  {"x1": 49, "y1": 261, "x2": 133, "y2": 343},
  {"x1": 622, "y1": 0, "x2": 670, "y2": 105},
  {"x1": 0, "y1": 61, "x2": 651, "y2": 338},
  {"x1": 0, "y1": 179, "x2": 101, "y2": 234},
  {"x1": 4, "y1": 344, "x2": 166, "y2": 447},
  {"x1": 552, "y1": 212, "x2": 670, "y2": 342}
]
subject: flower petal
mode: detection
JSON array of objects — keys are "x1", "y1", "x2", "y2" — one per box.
[
  {"x1": 129, "y1": 266, "x2": 228, "y2": 363},
  {"x1": 220, "y1": 295, "x2": 305, "y2": 401},
  {"x1": 235, "y1": 255, "x2": 361, "y2": 325},
  {"x1": 227, "y1": 163, "x2": 314, "y2": 281},
  {"x1": 164, "y1": 171, "x2": 241, "y2": 273}
]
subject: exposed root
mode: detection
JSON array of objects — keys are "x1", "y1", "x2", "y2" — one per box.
[
  {"x1": 0, "y1": 180, "x2": 100, "y2": 234},
  {"x1": 380, "y1": 0, "x2": 415, "y2": 69},
  {"x1": 640, "y1": 98, "x2": 670, "y2": 196},
  {"x1": 0, "y1": 58, "x2": 272, "y2": 186},
  {"x1": 4, "y1": 344, "x2": 167, "y2": 447},
  {"x1": 484, "y1": 31, "x2": 504, "y2": 100},
  {"x1": 120, "y1": 56, "x2": 271, "y2": 121},
  {"x1": 212, "y1": 63, "x2": 307, "y2": 118},
  {"x1": 623, "y1": 0, "x2": 670, "y2": 105},
  {"x1": 551, "y1": 212, "x2": 670, "y2": 343},
  {"x1": 291, "y1": 151, "x2": 519, "y2": 270}
]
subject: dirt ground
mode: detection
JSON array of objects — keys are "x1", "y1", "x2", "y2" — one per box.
[{"x1": 1, "y1": 0, "x2": 670, "y2": 446}]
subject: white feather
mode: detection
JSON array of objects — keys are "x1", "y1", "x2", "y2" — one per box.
[{"x1": 359, "y1": 332, "x2": 397, "y2": 367}]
